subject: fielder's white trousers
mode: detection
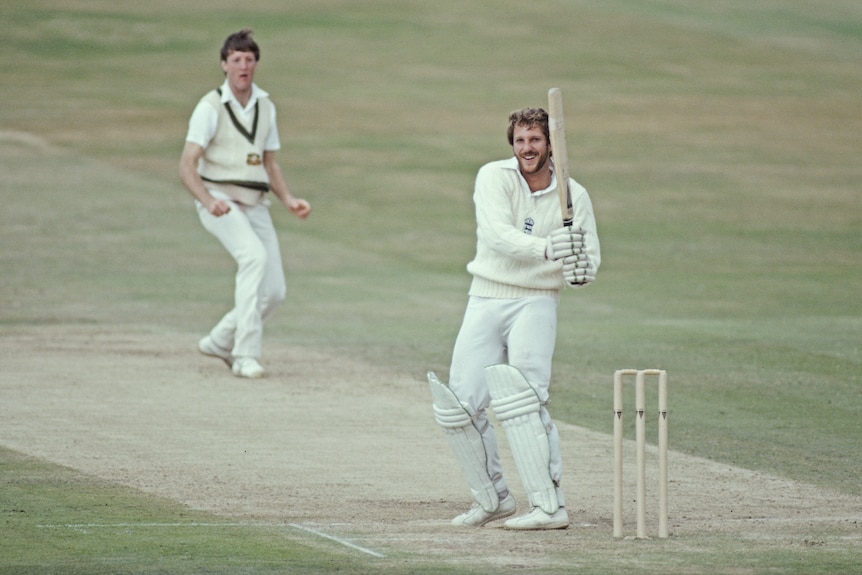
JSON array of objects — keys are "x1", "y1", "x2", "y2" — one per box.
[
  {"x1": 196, "y1": 191, "x2": 286, "y2": 359},
  {"x1": 449, "y1": 295, "x2": 564, "y2": 501}
]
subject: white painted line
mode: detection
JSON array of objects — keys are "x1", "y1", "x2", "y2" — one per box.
[{"x1": 289, "y1": 523, "x2": 386, "y2": 558}]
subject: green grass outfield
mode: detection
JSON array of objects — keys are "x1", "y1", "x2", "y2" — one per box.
[{"x1": 2, "y1": 0, "x2": 860, "y2": 573}]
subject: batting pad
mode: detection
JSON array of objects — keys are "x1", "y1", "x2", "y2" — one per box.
[
  {"x1": 486, "y1": 364, "x2": 559, "y2": 514},
  {"x1": 428, "y1": 371, "x2": 499, "y2": 513}
]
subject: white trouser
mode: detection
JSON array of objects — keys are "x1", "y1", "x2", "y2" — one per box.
[
  {"x1": 448, "y1": 295, "x2": 562, "y2": 499},
  {"x1": 196, "y1": 191, "x2": 286, "y2": 358}
]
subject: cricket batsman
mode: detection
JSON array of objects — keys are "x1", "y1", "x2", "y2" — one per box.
[{"x1": 428, "y1": 107, "x2": 600, "y2": 529}]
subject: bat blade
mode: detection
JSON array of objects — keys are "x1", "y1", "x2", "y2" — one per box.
[{"x1": 548, "y1": 87, "x2": 573, "y2": 226}]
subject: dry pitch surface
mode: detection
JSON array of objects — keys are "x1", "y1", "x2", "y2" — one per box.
[{"x1": 2, "y1": 325, "x2": 860, "y2": 568}]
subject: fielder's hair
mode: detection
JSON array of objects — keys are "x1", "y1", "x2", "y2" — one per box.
[
  {"x1": 220, "y1": 28, "x2": 260, "y2": 62},
  {"x1": 507, "y1": 108, "x2": 550, "y2": 146}
]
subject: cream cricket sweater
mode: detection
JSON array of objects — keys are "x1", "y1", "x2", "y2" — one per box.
[
  {"x1": 466, "y1": 157, "x2": 601, "y2": 299},
  {"x1": 197, "y1": 87, "x2": 274, "y2": 191}
]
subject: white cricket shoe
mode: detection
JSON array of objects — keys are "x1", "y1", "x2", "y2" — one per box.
[
  {"x1": 198, "y1": 336, "x2": 233, "y2": 367},
  {"x1": 451, "y1": 493, "x2": 516, "y2": 527},
  {"x1": 231, "y1": 356, "x2": 265, "y2": 379},
  {"x1": 504, "y1": 506, "x2": 569, "y2": 530}
]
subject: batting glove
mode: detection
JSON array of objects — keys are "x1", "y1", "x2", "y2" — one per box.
[
  {"x1": 545, "y1": 227, "x2": 586, "y2": 261},
  {"x1": 562, "y1": 253, "x2": 595, "y2": 287}
]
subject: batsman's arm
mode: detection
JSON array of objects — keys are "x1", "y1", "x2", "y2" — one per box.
[{"x1": 473, "y1": 164, "x2": 548, "y2": 261}]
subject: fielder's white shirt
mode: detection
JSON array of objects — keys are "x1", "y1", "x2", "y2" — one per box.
[{"x1": 186, "y1": 80, "x2": 280, "y2": 151}]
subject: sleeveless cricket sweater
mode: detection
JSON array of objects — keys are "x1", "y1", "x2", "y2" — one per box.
[{"x1": 197, "y1": 89, "x2": 274, "y2": 193}]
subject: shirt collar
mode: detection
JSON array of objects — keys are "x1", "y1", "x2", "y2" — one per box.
[
  {"x1": 219, "y1": 80, "x2": 268, "y2": 112},
  {"x1": 502, "y1": 156, "x2": 558, "y2": 197}
]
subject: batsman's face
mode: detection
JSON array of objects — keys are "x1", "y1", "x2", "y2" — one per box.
[
  {"x1": 221, "y1": 50, "x2": 258, "y2": 95},
  {"x1": 512, "y1": 125, "x2": 551, "y2": 177}
]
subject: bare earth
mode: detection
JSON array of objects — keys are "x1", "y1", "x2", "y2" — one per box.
[{"x1": 2, "y1": 325, "x2": 860, "y2": 568}]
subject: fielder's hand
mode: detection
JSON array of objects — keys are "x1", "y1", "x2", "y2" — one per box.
[
  {"x1": 207, "y1": 198, "x2": 232, "y2": 217},
  {"x1": 545, "y1": 227, "x2": 586, "y2": 261},
  {"x1": 562, "y1": 252, "x2": 595, "y2": 287},
  {"x1": 287, "y1": 197, "x2": 312, "y2": 219}
]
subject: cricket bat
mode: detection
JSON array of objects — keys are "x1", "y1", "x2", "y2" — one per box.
[{"x1": 547, "y1": 87, "x2": 574, "y2": 227}]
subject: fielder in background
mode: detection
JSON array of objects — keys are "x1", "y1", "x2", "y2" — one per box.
[
  {"x1": 179, "y1": 29, "x2": 311, "y2": 379},
  {"x1": 428, "y1": 108, "x2": 600, "y2": 529}
]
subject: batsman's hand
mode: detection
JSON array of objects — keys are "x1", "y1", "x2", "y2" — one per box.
[
  {"x1": 562, "y1": 252, "x2": 595, "y2": 287},
  {"x1": 545, "y1": 226, "x2": 586, "y2": 261}
]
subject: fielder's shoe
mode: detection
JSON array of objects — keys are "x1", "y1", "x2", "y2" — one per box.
[
  {"x1": 451, "y1": 493, "x2": 516, "y2": 527},
  {"x1": 198, "y1": 336, "x2": 233, "y2": 367},
  {"x1": 232, "y1": 356, "x2": 265, "y2": 379},
  {"x1": 504, "y1": 506, "x2": 569, "y2": 530}
]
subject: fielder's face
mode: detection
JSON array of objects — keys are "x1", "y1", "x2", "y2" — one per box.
[
  {"x1": 221, "y1": 49, "x2": 258, "y2": 97},
  {"x1": 512, "y1": 124, "x2": 551, "y2": 178}
]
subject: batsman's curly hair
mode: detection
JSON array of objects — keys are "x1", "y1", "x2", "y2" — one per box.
[{"x1": 507, "y1": 108, "x2": 550, "y2": 146}]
